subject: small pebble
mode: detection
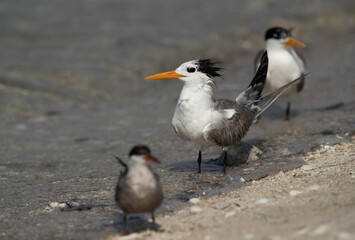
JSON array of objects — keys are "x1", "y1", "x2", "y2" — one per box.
[
  {"x1": 224, "y1": 210, "x2": 236, "y2": 219},
  {"x1": 334, "y1": 232, "x2": 353, "y2": 240},
  {"x1": 243, "y1": 233, "x2": 254, "y2": 239},
  {"x1": 189, "y1": 198, "x2": 200, "y2": 204},
  {"x1": 58, "y1": 203, "x2": 67, "y2": 208},
  {"x1": 289, "y1": 190, "x2": 302, "y2": 197},
  {"x1": 48, "y1": 202, "x2": 67, "y2": 209},
  {"x1": 189, "y1": 206, "x2": 203, "y2": 214},
  {"x1": 255, "y1": 198, "x2": 268, "y2": 205},
  {"x1": 264, "y1": 236, "x2": 281, "y2": 240},
  {"x1": 119, "y1": 233, "x2": 140, "y2": 240},
  {"x1": 292, "y1": 227, "x2": 310, "y2": 236},
  {"x1": 323, "y1": 145, "x2": 330, "y2": 150},
  {"x1": 204, "y1": 235, "x2": 211, "y2": 240},
  {"x1": 240, "y1": 177, "x2": 246, "y2": 183},
  {"x1": 312, "y1": 224, "x2": 330, "y2": 235},
  {"x1": 302, "y1": 165, "x2": 313, "y2": 171},
  {"x1": 49, "y1": 202, "x2": 59, "y2": 208},
  {"x1": 306, "y1": 185, "x2": 320, "y2": 191}
]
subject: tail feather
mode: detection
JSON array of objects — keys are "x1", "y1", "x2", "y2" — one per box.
[
  {"x1": 256, "y1": 72, "x2": 311, "y2": 116},
  {"x1": 113, "y1": 154, "x2": 128, "y2": 175},
  {"x1": 236, "y1": 51, "x2": 268, "y2": 104},
  {"x1": 247, "y1": 51, "x2": 268, "y2": 99}
]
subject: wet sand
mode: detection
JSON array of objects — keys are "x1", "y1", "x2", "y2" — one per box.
[
  {"x1": 108, "y1": 142, "x2": 355, "y2": 240},
  {"x1": 0, "y1": 0, "x2": 354, "y2": 239}
]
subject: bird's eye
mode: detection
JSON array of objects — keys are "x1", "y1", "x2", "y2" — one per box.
[{"x1": 187, "y1": 67, "x2": 196, "y2": 73}]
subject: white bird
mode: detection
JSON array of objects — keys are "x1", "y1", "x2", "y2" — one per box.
[
  {"x1": 255, "y1": 26, "x2": 307, "y2": 120},
  {"x1": 146, "y1": 52, "x2": 306, "y2": 173},
  {"x1": 114, "y1": 145, "x2": 163, "y2": 235}
]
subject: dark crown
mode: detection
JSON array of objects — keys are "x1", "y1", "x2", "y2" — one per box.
[
  {"x1": 265, "y1": 27, "x2": 292, "y2": 40},
  {"x1": 197, "y1": 59, "x2": 223, "y2": 78},
  {"x1": 129, "y1": 145, "x2": 151, "y2": 156}
]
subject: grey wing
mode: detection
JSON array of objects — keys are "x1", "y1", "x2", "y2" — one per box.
[
  {"x1": 115, "y1": 174, "x2": 126, "y2": 202},
  {"x1": 204, "y1": 100, "x2": 256, "y2": 147},
  {"x1": 214, "y1": 98, "x2": 238, "y2": 110},
  {"x1": 294, "y1": 50, "x2": 306, "y2": 92},
  {"x1": 254, "y1": 49, "x2": 265, "y2": 72}
]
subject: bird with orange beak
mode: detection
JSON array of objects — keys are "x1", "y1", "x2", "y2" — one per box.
[
  {"x1": 254, "y1": 27, "x2": 307, "y2": 120},
  {"x1": 146, "y1": 52, "x2": 307, "y2": 173}
]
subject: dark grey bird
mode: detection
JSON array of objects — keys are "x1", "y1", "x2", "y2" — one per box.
[
  {"x1": 114, "y1": 145, "x2": 163, "y2": 235},
  {"x1": 254, "y1": 27, "x2": 307, "y2": 120},
  {"x1": 146, "y1": 52, "x2": 307, "y2": 173}
]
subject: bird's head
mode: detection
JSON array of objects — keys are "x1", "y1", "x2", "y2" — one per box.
[
  {"x1": 145, "y1": 59, "x2": 223, "y2": 85},
  {"x1": 265, "y1": 27, "x2": 305, "y2": 49},
  {"x1": 129, "y1": 145, "x2": 160, "y2": 163}
]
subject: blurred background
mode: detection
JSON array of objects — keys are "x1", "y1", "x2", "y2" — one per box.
[
  {"x1": 1, "y1": 0, "x2": 354, "y2": 123},
  {"x1": 0, "y1": 0, "x2": 354, "y2": 239}
]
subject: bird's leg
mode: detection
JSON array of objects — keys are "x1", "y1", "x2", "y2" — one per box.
[
  {"x1": 152, "y1": 212, "x2": 158, "y2": 231},
  {"x1": 197, "y1": 150, "x2": 202, "y2": 173},
  {"x1": 286, "y1": 102, "x2": 291, "y2": 121},
  {"x1": 222, "y1": 150, "x2": 227, "y2": 174},
  {"x1": 123, "y1": 214, "x2": 129, "y2": 235}
]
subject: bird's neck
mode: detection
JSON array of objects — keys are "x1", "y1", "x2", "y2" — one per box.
[
  {"x1": 178, "y1": 82, "x2": 214, "y2": 105},
  {"x1": 128, "y1": 160, "x2": 151, "y2": 173},
  {"x1": 266, "y1": 41, "x2": 291, "y2": 52}
]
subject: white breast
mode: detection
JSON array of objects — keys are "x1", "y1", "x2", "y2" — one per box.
[
  {"x1": 172, "y1": 84, "x2": 214, "y2": 146},
  {"x1": 127, "y1": 163, "x2": 158, "y2": 198},
  {"x1": 264, "y1": 48, "x2": 304, "y2": 97}
]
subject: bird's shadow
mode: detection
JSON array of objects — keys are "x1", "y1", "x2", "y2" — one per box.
[
  {"x1": 111, "y1": 212, "x2": 162, "y2": 235},
  {"x1": 165, "y1": 139, "x2": 264, "y2": 174},
  {"x1": 165, "y1": 157, "x2": 222, "y2": 174}
]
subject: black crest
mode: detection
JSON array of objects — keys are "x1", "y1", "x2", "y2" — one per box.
[
  {"x1": 129, "y1": 145, "x2": 151, "y2": 156},
  {"x1": 197, "y1": 59, "x2": 223, "y2": 78},
  {"x1": 265, "y1": 27, "x2": 292, "y2": 40}
]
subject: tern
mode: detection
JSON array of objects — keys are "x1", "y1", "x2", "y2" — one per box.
[
  {"x1": 146, "y1": 52, "x2": 306, "y2": 173},
  {"x1": 114, "y1": 145, "x2": 163, "y2": 234},
  {"x1": 255, "y1": 27, "x2": 307, "y2": 120}
]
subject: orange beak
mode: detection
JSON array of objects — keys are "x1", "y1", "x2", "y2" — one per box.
[
  {"x1": 144, "y1": 155, "x2": 160, "y2": 163},
  {"x1": 145, "y1": 70, "x2": 186, "y2": 80},
  {"x1": 283, "y1": 37, "x2": 306, "y2": 48}
]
